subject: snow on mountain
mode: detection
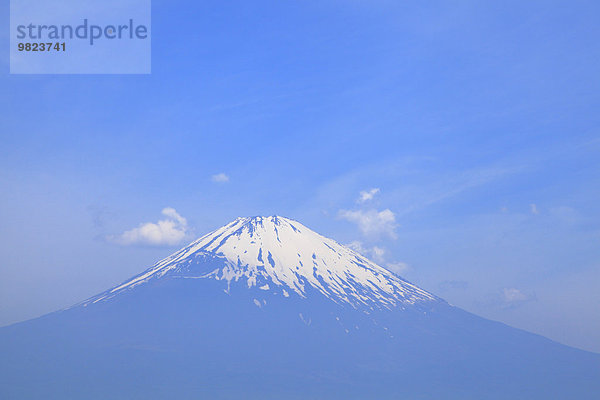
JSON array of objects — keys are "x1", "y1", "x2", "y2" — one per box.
[{"x1": 85, "y1": 216, "x2": 437, "y2": 308}]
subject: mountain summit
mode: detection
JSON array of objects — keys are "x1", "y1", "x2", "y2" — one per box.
[
  {"x1": 87, "y1": 216, "x2": 436, "y2": 308},
  {"x1": 1, "y1": 216, "x2": 599, "y2": 399}
]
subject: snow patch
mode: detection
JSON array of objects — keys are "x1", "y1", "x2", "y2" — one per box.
[{"x1": 299, "y1": 313, "x2": 311, "y2": 326}]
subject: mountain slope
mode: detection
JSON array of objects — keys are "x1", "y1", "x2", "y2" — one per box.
[
  {"x1": 85, "y1": 216, "x2": 437, "y2": 308},
  {"x1": 1, "y1": 216, "x2": 599, "y2": 399}
]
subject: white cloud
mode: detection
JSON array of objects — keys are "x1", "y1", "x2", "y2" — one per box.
[
  {"x1": 161, "y1": 207, "x2": 187, "y2": 225},
  {"x1": 346, "y1": 241, "x2": 386, "y2": 263},
  {"x1": 530, "y1": 203, "x2": 539, "y2": 215},
  {"x1": 346, "y1": 240, "x2": 367, "y2": 253},
  {"x1": 371, "y1": 246, "x2": 386, "y2": 263},
  {"x1": 386, "y1": 262, "x2": 410, "y2": 275},
  {"x1": 501, "y1": 288, "x2": 536, "y2": 308},
  {"x1": 111, "y1": 208, "x2": 190, "y2": 246},
  {"x1": 346, "y1": 240, "x2": 366, "y2": 255},
  {"x1": 503, "y1": 288, "x2": 528, "y2": 303},
  {"x1": 358, "y1": 188, "x2": 380, "y2": 203},
  {"x1": 339, "y1": 208, "x2": 398, "y2": 239},
  {"x1": 211, "y1": 173, "x2": 230, "y2": 183},
  {"x1": 346, "y1": 241, "x2": 409, "y2": 276}
]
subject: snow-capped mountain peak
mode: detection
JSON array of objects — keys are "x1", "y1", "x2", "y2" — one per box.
[{"x1": 86, "y1": 216, "x2": 438, "y2": 308}]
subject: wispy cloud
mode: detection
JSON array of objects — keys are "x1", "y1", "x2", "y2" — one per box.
[
  {"x1": 501, "y1": 288, "x2": 536, "y2": 308},
  {"x1": 346, "y1": 241, "x2": 409, "y2": 276},
  {"x1": 503, "y1": 288, "x2": 528, "y2": 302},
  {"x1": 530, "y1": 203, "x2": 539, "y2": 215},
  {"x1": 394, "y1": 166, "x2": 522, "y2": 218},
  {"x1": 346, "y1": 241, "x2": 385, "y2": 263},
  {"x1": 339, "y1": 208, "x2": 398, "y2": 239},
  {"x1": 211, "y1": 173, "x2": 230, "y2": 183},
  {"x1": 308, "y1": 156, "x2": 523, "y2": 225},
  {"x1": 357, "y1": 188, "x2": 380, "y2": 203},
  {"x1": 386, "y1": 262, "x2": 410, "y2": 275},
  {"x1": 110, "y1": 208, "x2": 190, "y2": 246}
]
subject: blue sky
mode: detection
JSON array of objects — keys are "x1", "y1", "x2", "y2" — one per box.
[{"x1": 1, "y1": 0, "x2": 599, "y2": 352}]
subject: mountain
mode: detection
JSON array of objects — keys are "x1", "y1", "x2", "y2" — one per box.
[
  {"x1": 84, "y1": 216, "x2": 438, "y2": 308},
  {"x1": 1, "y1": 216, "x2": 598, "y2": 399}
]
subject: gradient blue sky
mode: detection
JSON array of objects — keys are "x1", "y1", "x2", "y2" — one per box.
[{"x1": 1, "y1": 0, "x2": 599, "y2": 352}]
